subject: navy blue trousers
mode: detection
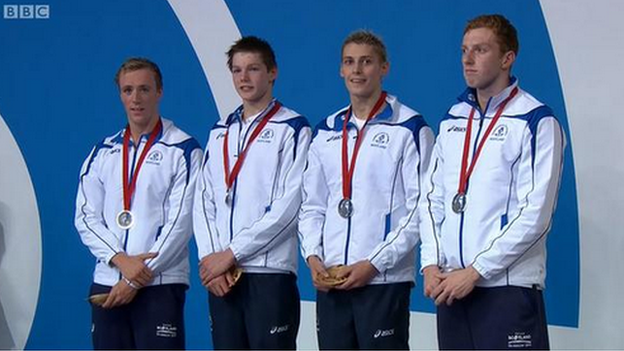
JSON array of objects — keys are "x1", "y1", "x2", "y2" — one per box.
[
  {"x1": 90, "y1": 283, "x2": 186, "y2": 350},
  {"x1": 208, "y1": 273, "x2": 300, "y2": 350},
  {"x1": 437, "y1": 286, "x2": 550, "y2": 350},
  {"x1": 316, "y1": 282, "x2": 411, "y2": 350}
]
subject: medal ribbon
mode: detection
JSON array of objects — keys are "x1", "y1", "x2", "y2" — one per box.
[
  {"x1": 223, "y1": 102, "x2": 282, "y2": 191},
  {"x1": 122, "y1": 119, "x2": 163, "y2": 211},
  {"x1": 341, "y1": 91, "x2": 387, "y2": 200},
  {"x1": 457, "y1": 87, "x2": 518, "y2": 195}
]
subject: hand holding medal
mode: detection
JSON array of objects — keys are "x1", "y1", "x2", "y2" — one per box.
[
  {"x1": 317, "y1": 265, "x2": 348, "y2": 286},
  {"x1": 88, "y1": 293, "x2": 109, "y2": 306},
  {"x1": 228, "y1": 267, "x2": 243, "y2": 287}
]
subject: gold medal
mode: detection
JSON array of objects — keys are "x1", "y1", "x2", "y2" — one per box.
[{"x1": 318, "y1": 265, "x2": 348, "y2": 286}]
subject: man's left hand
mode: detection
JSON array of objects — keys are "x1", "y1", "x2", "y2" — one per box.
[
  {"x1": 199, "y1": 249, "x2": 236, "y2": 283},
  {"x1": 431, "y1": 266, "x2": 481, "y2": 306},
  {"x1": 334, "y1": 260, "x2": 379, "y2": 290}
]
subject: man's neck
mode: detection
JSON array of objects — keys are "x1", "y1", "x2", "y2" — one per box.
[
  {"x1": 242, "y1": 94, "x2": 273, "y2": 121},
  {"x1": 350, "y1": 89, "x2": 384, "y2": 120},
  {"x1": 476, "y1": 76, "x2": 511, "y2": 111},
  {"x1": 129, "y1": 116, "x2": 159, "y2": 143}
]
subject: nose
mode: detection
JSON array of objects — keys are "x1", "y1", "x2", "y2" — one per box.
[
  {"x1": 240, "y1": 69, "x2": 250, "y2": 82},
  {"x1": 131, "y1": 90, "x2": 141, "y2": 103},
  {"x1": 353, "y1": 61, "x2": 363, "y2": 74},
  {"x1": 462, "y1": 50, "x2": 474, "y2": 66}
]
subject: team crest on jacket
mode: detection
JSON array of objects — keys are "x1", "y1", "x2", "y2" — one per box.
[
  {"x1": 371, "y1": 132, "x2": 390, "y2": 148},
  {"x1": 258, "y1": 128, "x2": 274, "y2": 143},
  {"x1": 146, "y1": 150, "x2": 163, "y2": 165},
  {"x1": 491, "y1": 124, "x2": 509, "y2": 141}
]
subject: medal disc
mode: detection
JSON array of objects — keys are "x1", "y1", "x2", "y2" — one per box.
[
  {"x1": 116, "y1": 210, "x2": 134, "y2": 229},
  {"x1": 452, "y1": 193, "x2": 467, "y2": 213},
  {"x1": 319, "y1": 265, "x2": 348, "y2": 286},
  {"x1": 229, "y1": 267, "x2": 243, "y2": 287},
  {"x1": 338, "y1": 198, "x2": 354, "y2": 218},
  {"x1": 225, "y1": 190, "x2": 233, "y2": 207}
]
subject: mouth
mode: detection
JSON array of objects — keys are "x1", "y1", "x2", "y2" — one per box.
[
  {"x1": 130, "y1": 107, "x2": 144, "y2": 113},
  {"x1": 349, "y1": 78, "x2": 366, "y2": 84},
  {"x1": 238, "y1": 85, "x2": 254, "y2": 92},
  {"x1": 464, "y1": 69, "x2": 477, "y2": 75}
]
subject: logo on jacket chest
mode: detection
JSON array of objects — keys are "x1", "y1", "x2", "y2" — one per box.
[
  {"x1": 326, "y1": 134, "x2": 342, "y2": 142},
  {"x1": 447, "y1": 125, "x2": 467, "y2": 133},
  {"x1": 146, "y1": 150, "x2": 163, "y2": 165},
  {"x1": 258, "y1": 128, "x2": 274, "y2": 143},
  {"x1": 490, "y1": 124, "x2": 508, "y2": 141},
  {"x1": 371, "y1": 132, "x2": 390, "y2": 149}
]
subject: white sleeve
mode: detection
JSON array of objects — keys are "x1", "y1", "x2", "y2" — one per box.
[
  {"x1": 419, "y1": 132, "x2": 447, "y2": 271},
  {"x1": 298, "y1": 134, "x2": 329, "y2": 261},
  {"x1": 367, "y1": 125, "x2": 435, "y2": 272},
  {"x1": 193, "y1": 144, "x2": 223, "y2": 260},
  {"x1": 145, "y1": 145, "x2": 202, "y2": 274},
  {"x1": 74, "y1": 145, "x2": 123, "y2": 265},
  {"x1": 228, "y1": 125, "x2": 312, "y2": 261},
  {"x1": 471, "y1": 116, "x2": 565, "y2": 278}
]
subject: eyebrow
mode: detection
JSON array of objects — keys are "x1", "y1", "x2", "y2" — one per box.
[
  {"x1": 232, "y1": 62, "x2": 262, "y2": 68},
  {"x1": 343, "y1": 55, "x2": 374, "y2": 60},
  {"x1": 121, "y1": 84, "x2": 151, "y2": 89},
  {"x1": 463, "y1": 42, "x2": 491, "y2": 48}
]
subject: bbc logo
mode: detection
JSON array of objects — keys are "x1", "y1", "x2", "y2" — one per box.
[{"x1": 3, "y1": 5, "x2": 50, "y2": 19}]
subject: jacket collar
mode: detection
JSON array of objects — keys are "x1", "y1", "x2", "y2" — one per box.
[
  {"x1": 458, "y1": 76, "x2": 519, "y2": 115},
  {"x1": 225, "y1": 99, "x2": 278, "y2": 126},
  {"x1": 333, "y1": 93, "x2": 396, "y2": 131}
]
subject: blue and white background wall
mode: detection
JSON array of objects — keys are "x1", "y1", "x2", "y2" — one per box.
[{"x1": 0, "y1": 0, "x2": 621, "y2": 349}]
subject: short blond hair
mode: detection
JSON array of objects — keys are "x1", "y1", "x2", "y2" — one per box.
[
  {"x1": 114, "y1": 57, "x2": 163, "y2": 90},
  {"x1": 342, "y1": 30, "x2": 388, "y2": 63}
]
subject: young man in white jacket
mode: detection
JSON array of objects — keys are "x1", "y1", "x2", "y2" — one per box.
[
  {"x1": 419, "y1": 14, "x2": 565, "y2": 349},
  {"x1": 299, "y1": 30, "x2": 434, "y2": 349},
  {"x1": 75, "y1": 58, "x2": 202, "y2": 349},
  {"x1": 193, "y1": 36, "x2": 311, "y2": 350}
]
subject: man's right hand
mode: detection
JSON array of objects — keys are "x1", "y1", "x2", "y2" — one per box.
[
  {"x1": 111, "y1": 252, "x2": 158, "y2": 287},
  {"x1": 423, "y1": 265, "x2": 443, "y2": 299},
  {"x1": 205, "y1": 271, "x2": 235, "y2": 297},
  {"x1": 307, "y1": 255, "x2": 332, "y2": 292},
  {"x1": 101, "y1": 279, "x2": 138, "y2": 309}
]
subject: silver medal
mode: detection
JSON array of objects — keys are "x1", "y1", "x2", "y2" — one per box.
[
  {"x1": 338, "y1": 198, "x2": 354, "y2": 218},
  {"x1": 116, "y1": 210, "x2": 134, "y2": 229},
  {"x1": 452, "y1": 193, "x2": 467, "y2": 213},
  {"x1": 225, "y1": 190, "x2": 233, "y2": 207}
]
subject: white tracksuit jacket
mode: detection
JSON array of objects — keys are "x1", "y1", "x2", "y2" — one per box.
[
  {"x1": 419, "y1": 80, "x2": 566, "y2": 288},
  {"x1": 193, "y1": 101, "x2": 311, "y2": 274},
  {"x1": 299, "y1": 94, "x2": 434, "y2": 284},
  {"x1": 75, "y1": 118, "x2": 202, "y2": 287}
]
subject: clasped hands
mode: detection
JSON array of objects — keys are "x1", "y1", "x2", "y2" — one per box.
[
  {"x1": 199, "y1": 249, "x2": 238, "y2": 297},
  {"x1": 100, "y1": 252, "x2": 158, "y2": 309},
  {"x1": 307, "y1": 255, "x2": 378, "y2": 292},
  {"x1": 422, "y1": 265, "x2": 481, "y2": 306}
]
